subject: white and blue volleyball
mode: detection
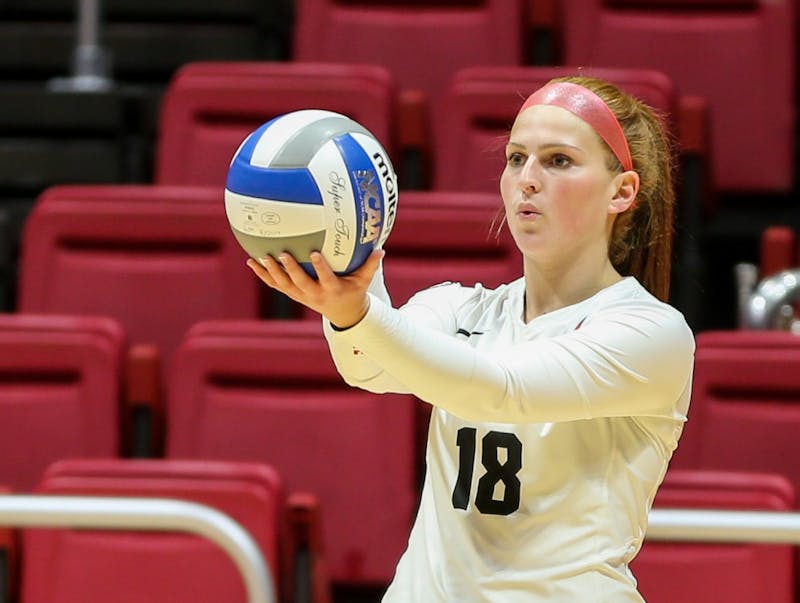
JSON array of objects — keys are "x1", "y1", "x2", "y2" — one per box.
[{"x1": 224, "y1": 109, "x2": 399, "y2": 276}]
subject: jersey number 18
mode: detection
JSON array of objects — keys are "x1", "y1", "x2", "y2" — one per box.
[{"x1": 451, "y1": 427, "x2": 522, "y2": 515}]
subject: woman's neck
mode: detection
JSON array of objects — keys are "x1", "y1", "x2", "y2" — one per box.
[{"x1": 522, "y1": 256, "x2": 622, "y2": 323}]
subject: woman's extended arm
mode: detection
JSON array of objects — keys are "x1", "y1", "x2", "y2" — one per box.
[{"x1": 330, "y1": 292, "x2": 695, "y2": 424}]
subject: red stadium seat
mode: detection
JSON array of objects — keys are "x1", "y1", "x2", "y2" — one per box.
[
  {"x1": 293, "y1": 0, "x2": 523, "y2": 103},
  {"x1": 381, "y1": 190, "x2": 520, "y2": 308},
  {"x1": 560, "y1": 0, "x2": 795, "y2": 195},
  {"x1": 155, "y1": 61, "x2": 395, "y2": 188},
  {"x1": 17, "y1": 184, "x2": 260, "y2": 377},
  {"x1": 21, "y1": 458, "x2": 330, "y2": 603},
  {"x1": 17, "y1": 185, "x2": 262, "y2": 455},
  {"x1": 669, "y1": 330, "x2": 800, "y2": 506},
  {"x1": 293, "y1": 0, "x2": 523, "y2": 102},
  {"x1": 0, "y1": 314, "x2": 123, "y2": 492},
  {"x1": 166, "y1": 319, "x2": 418, "y2": 588},
  {"x1": 633, "y1": 469, "x2": 795, "y2": 603}
]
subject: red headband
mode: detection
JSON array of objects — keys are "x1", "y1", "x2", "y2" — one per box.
[{"x1": 519, "y1": 82, "x2": 633, "y2": 172}]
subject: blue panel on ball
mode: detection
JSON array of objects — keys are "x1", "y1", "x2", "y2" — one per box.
[
  {"x1": 226, "y1": 161, "x2": 323, "y2": 206},
  {"x1": 334, "y1": 133, "x2": 383, "y2": 273},
  {"x1": 234, "y1": 118, "x2": 279, "y2": 165}
]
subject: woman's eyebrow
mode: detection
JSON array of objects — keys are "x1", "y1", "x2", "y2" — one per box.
[{"x1": 506, "y1": 141, "x2": 582, "y2": 152}]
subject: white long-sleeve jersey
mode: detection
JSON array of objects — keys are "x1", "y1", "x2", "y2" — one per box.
[{"x1": 323, "y1": 271, "x2": 695, "y2": 602}]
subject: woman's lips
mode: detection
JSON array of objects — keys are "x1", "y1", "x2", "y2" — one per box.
[{"x1": 516, "y1": 203, "x2": 541, "y2": 220}]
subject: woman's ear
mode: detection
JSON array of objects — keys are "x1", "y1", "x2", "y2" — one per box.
[{"x1": 608, "y1": 170, "x2": 640, "y2": 214}]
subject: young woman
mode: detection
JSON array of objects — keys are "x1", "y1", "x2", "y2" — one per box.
[{"x1": 247, "y1": 76, "x2": 695, "y2": 602}]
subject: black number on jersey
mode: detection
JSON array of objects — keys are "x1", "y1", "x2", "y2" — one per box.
[{"x1": 451, "y1": 427, "x2": 522, "y2": 515}]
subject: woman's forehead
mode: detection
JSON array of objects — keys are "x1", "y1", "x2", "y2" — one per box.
[{"x1": 510, "y1": 104, "x2": 601, "y2": 148}]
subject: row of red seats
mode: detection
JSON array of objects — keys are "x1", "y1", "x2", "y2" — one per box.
[
  {"x1": 16, "y1": 458, "x2": 332, "y2": 603},
  {"x1": 291, "y1": 0, "x2": 794, "y2": 196},
  {"x1": 13, "y1": 458, "x2": 331, "y2": 603},
  {"x1": 1, "y1": 0, "x2": 791, "y2": 197},
  {"x1": 153, "y1": 60, "x2": 703, "y2": 198}
]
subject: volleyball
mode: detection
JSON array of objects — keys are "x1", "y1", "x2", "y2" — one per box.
[{"x1": 224, "y1": 109, "x2": 399, "y2": 276}]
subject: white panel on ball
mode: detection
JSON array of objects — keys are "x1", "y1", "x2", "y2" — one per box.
[
  {"x1": 307, "y1": 138, "x2": 358, "y2": 273},
  {"x1": 224, "y1": 190, "x2": 326, "y2": 240},
  {"x1": 250, "y1": 110, "x2": 339, "y2": 168}
]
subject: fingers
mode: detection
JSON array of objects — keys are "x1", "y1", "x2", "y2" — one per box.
[
  {"x1": 248, "y1": 252, "x2": 321, "y2": 297},
  {"x1": 311, "y1": 249, "x2": 383, "y2": 286},
  {"x1": 248, "y1": 248, "x2": 385, "y2": 293},
  {"x1": 310, "y1": 251, "x2": 337, "y2": 286},
  {"x1": 277, "y1": 252, "x2": 317, "y2": 293},
  {"x1": 246, "y1": 257, "x2": 277, "y2": 287},
  {"x1": 246, "y1": 255, "x2": 298, "y2": 295},
  {"x1": 362, "y1": 248, "x2": 386, "y2": 277},
  {"x1": 346, "y1": 248, "x2": 385, "y2": 285}
]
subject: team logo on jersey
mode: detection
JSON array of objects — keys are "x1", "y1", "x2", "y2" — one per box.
[{"x1": 456, "y1": 328, "x2": 486, "y2": 338}]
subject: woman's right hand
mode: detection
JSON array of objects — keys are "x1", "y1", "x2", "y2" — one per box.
[{"x1": 246, "y1": 248, "x2": 385, "y2": 329}]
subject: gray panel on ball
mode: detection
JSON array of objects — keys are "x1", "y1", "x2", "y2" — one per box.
[
  {"x1": 231, "y1": 227, "x2": 326, "y2": 262},
  {"x1": 270, "y1": 116, "x2": 373, "y2": 168}
]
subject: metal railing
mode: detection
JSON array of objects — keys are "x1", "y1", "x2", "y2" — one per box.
[
  {"x1": 647, "y1": 507, "x2": 800, "y2": 544},
  {"x1": 0, "y1": 495, "x2": 275, "y2": 603}
]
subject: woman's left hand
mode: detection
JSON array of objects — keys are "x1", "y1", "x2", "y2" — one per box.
[{"x1": 246, "y1": 249, "x2": 384, "y2": 329}]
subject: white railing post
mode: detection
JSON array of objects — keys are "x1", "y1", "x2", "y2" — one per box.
[
  {"x1": 647, "y1": 507, "x2": 800, "y2": 544},
  {"x1": 0, "y1": 495, "x2": 275, "y2": 603}
]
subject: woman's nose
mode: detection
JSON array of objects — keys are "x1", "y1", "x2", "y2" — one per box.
[{"x1": 519, "y1": 156, "x2": 541, "y2": 193}]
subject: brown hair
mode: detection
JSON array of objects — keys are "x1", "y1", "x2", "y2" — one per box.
[{"x1": 551, "y1": 75, "x2": 677, "y2": 302}]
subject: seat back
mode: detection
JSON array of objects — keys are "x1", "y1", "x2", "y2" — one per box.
[
  {"x1": 155, "y1": 61, "x2": 395, "y2": 187},
  {"x1": 21, "y1": 458, "x2": 284, "y2": 603},
  {"x1": 434, "y1": 65, "x2": 677, "y2": 192},
  {"x1": 560, "y1": 0, "x2": 795, "y2": 194},
  {"x1": 17, "y1": 184, "x2": 260, "y2": 377},
  {"x1": 293, "y1": 0, "x2": 523, "y2": 110},
  {"x1": 0, "y1": 314, "x2": 123, "y2": 492},
  {"x1": 166, "y1": 319, "x2": 417, "y2": 586},
  {"x1": 669, "y1": 330, "x2": 800, "y2": 503},
  {"x1": 632, "y1": 469, "x2": 795, "y2": 603}
]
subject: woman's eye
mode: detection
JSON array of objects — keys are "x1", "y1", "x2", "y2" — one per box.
[
  {"x1": 507, "y1": 152, "x2": 526, "y2": 167},
  {"x1": 550, "y1": 154, "x2": 572, "y2": 168}
]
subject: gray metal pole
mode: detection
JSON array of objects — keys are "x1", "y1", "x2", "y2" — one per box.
[
  {"x1": 49, "y1": 0, "x2": 114, "y2": 92},
  {"x1": 77, "y1": 0, "x2": 101, "y2": 48},
  {"x1": 648, "y1": 507, "x2": 800, "y2": 544},
  {"x1": 0, "y1": 495, "x2": 275, "y2": 603}
]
